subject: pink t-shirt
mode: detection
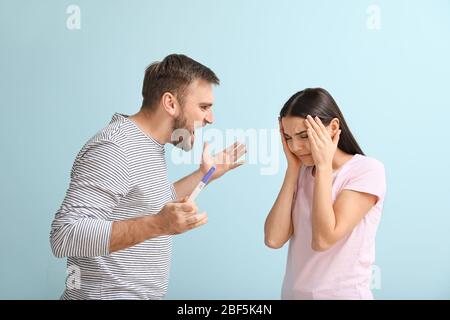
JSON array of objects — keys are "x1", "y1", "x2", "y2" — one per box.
[{"x1": 281, "y1": 154, "x2": 386, "y2": 300}]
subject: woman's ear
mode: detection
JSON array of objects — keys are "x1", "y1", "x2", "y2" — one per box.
[{"x1": 330, "y1": 118, "x2": 340, "y2": 136}]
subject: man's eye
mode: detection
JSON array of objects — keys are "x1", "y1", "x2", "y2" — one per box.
[
  {"x1": 299, "y1": 134, "x2": 308, "y2": 139},
  {"x1": 285, "y1": 137, "x2": 292, "y2": 141}
]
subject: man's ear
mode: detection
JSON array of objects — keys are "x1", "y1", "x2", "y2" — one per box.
[{"x1": 161, "y1": 92, "x2": 177, "y2": 117}]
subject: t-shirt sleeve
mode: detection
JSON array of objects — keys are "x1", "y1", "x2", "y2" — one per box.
[
  {"x1": 170, "y1": 183, "x2": 178, "y2": 200},
  {"x1": 50, "y1": 139, "x2": 130, "y2": 258},
  {"x1": 342, "y1": 158, "x2": 386, "y2": 206}
]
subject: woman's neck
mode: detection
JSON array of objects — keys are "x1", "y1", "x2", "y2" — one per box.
[
  {"x1": 312, "y1": 149, "x2": 355, "y2": 176},
  {"x1": 332, "y1": 148, "x2": 355, "y2": 171}
]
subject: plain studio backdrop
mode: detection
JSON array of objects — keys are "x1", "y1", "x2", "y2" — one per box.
[{"x1": 0, "y1": 0, "x2": 449, "y2": 299}]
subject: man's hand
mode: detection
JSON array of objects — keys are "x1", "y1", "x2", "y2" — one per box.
[
  {"x1": 157, "y1": 197, "x2": 208, "y2": 235},
  {"x1": 199, "y1": 141, "x2": 247, "y2": 182},
  {"x1": 109, "y1": 197, "x2": 206, "y2": 254}
]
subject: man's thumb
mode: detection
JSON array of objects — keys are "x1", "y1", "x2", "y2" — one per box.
[{"x1": 174, "y1": 196, "x2": 189, "y2": 203}]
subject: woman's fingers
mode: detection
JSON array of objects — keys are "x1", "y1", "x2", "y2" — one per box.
[
  {"x1": 279, "y1": 121, "x2": 287, "y2": 140},
  {"x1": 279, "y1": 128, "x2": 288, "y2": 147},
  {"x1": 333, "y1": 129, "x2": 342, "y2": 145},
  {"x1": 314, "y1": 116, "x2": 329, "y2": 135},
  {"x1": 305, "y1": 119, "x2": 320, "y2": 146},
  {"x1": 307, "y1": 127, "x2": 320, "y2": 151},
  {"x1": 305, "y1": 115, "x2": 326, "y2": 140}
]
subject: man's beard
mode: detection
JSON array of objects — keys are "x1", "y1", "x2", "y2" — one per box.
[{"x1": 171, "y1": 111, "x2": 193, "y2": 151}]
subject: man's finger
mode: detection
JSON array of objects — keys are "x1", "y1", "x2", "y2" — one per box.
[
  {"x1": 233, "y1": 144, "x2": 247, "y2": 161},
  {"x1": 186, "y1": 212, "x2": 207, "y2": 225},
  {"x1": 230, "y1": 161, "x2": 245, "y2": 170},
  {"x1": 188, "y1": 212, "x2": 208, "y2": 229},
  {"x1": 224, "y1": 141, "x2": 239, "y2": 155},
  {"x1": 202, "y1": 141, "x2": 210, "y2": 155},
  {"x1": 177, "y1": 202, "x2": 197, "y2": 212},
  {"x1": 174, "y1": 196, "x2": 189, "y2": 203}
]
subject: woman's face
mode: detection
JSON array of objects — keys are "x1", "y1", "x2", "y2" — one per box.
[
  {"x1": 281, "y1": 116, "x2": 339, "y2": 167},
  {"x1": 281, "y1": 116, "x2": 315, "y2": 166}
]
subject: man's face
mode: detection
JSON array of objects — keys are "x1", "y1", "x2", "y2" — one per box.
[{"x1": 171, "y1": 79, "x2": 214, "y2": 151}]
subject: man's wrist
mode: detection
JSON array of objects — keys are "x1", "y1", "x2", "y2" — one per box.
[
  {"x1": 145, "y1": 214, "x2": 167, "y2": 237},
  {"x1": 198, "y1": 167, "x2": 215, "y2": 184}
]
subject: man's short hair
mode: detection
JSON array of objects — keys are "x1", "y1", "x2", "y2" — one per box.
[{"x1": 141, "y1": 54, "x2": 220, "y2": 109}]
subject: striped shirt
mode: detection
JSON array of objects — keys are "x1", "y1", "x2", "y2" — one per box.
[{"x1": 50, "y1": 113, "x2": 177, "y2": 300}]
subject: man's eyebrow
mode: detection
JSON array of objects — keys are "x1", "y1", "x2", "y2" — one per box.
[
  {"x1": 199, "y1": 102, "x2": 213, "y2": 107},
  {"x1": 295, "y1": 130, "x2": 308, "y2": 135}
]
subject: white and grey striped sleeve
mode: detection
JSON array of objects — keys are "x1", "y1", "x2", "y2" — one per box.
[{"x1": 50, "y1": 139, "x2": 130, "y2": 258}]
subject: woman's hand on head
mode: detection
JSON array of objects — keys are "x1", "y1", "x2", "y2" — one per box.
[
  {"x1": 305, "y1": 115, "x2": 341, "y2": 170},
  {"x1": 279, "y1": 119, "x2": 302, "y2": 172}
]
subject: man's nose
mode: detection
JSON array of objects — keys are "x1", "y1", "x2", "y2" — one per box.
[{"x1": 205, "y1": 110, "x2": 214, "y2": 125}]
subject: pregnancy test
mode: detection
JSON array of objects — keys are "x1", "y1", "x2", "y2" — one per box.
[{"x1": 188, "y1": 166, "x2": 216, "y2": 202}]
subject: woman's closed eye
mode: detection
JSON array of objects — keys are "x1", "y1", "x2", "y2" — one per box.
[
  {"x1": 290, "y1": 131, "x2": 308, "y2": 139},
  {"x1": 284, "y1": 133, "x2": 307, "y2": 141}
]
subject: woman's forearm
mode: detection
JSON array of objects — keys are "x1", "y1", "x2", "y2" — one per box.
[
  {"x1": 264, "y1": 167, "x2": 299, "y2": 248},
  {"x1": 311, "y1": 166, "x2": 336, "y2": 251}
]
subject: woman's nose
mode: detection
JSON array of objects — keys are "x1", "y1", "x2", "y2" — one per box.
[{"x1": 292, "y1": 140, "x2": 304, "y2": 152}]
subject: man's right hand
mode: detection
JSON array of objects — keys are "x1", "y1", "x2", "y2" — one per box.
[
  {"x1": 158, "y1": 196, "x2": 208, "y2": 235},
  {"x1": 109, "y1": 197, "x2": 207, "y2": 254}
]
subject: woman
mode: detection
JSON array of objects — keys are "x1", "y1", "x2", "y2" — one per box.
[{"x1": 265, "y1": 88, "x2": 386, "y2": 299}]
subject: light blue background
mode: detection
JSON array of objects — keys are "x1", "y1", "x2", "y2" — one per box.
[{"x1": 1, "y1": 0, "x2": 449, "y2": 299}]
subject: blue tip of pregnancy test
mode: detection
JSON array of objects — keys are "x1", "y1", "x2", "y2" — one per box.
[{"x1": 201, "y1": 166, "x2": 216, "y2": 184}]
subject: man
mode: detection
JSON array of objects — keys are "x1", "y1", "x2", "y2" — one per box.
[{"x1": 50, "y1": 54, "x2": 246, "y2": 299}]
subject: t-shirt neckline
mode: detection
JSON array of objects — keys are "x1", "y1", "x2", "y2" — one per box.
[
  {"x1": 310, "y1": 154, "x2": 361, "y2": 179},
  {"x1": 113, "y1": 113, "x2": 165, "y2": 150}
]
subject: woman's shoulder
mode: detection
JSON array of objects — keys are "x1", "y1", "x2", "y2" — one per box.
[
  {"x1": 346, "y1": 154, "x2": 385, "y2": 175},
  {"x1": 338, "y1": 154, "x2": 386, "y2": 199}
]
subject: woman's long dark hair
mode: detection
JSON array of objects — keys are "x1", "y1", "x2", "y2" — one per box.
[{"x1": 279, "y1": 88, "x2": 364, "y2": 156}]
